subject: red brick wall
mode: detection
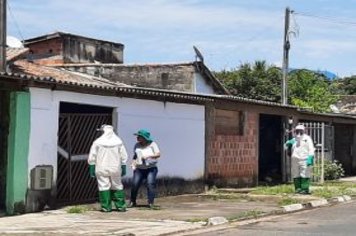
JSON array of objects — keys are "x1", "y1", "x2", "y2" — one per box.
[
  {"x1": 207, "y1": 110, "x2": 258, "y2": 187},
  {"x1": 26, "y1": 38, "x2": 64, "y2": 64},
  {"x1": 25, "y1": 35, "x2": 124, "y2": 64},
  {"x1": 27, "y1": 38, "x2": 63, "y2": 56}
]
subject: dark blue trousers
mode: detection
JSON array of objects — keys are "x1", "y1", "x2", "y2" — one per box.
[{"x1": 130, "y1": 167, "x2": 158, "y2": 204}]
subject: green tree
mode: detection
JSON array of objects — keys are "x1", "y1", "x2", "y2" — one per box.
[
  {"x1": 215, "y1": 61, "x2": 339, "y2": 113},
  {"x1": 331, "y1": 76, "x2": 356, "y2": 95},
  {"x1": 288, "y1": 70, "x2": 338, "y2": 112},
  {"x1": 214, "y1": 60, "x2": 281, "y2": 102}
]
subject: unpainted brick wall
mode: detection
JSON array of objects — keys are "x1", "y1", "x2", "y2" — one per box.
[
  {"x1": 207, "y1": 111, "x2": 258, "y2": 187},
  {"x1": 26, "y1": 38, "x2": 63, "y2": 63},
  {"x1": 25, "y1": 35, "x2": 124, "y2": 64},
  {"x1": 65, "y1": 64, "x2": 196, "y2": 92}
]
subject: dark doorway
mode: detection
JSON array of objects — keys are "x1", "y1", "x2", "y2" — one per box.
[
  {"x1": 0, "y1": 91, "x2": 9, "y2": 211},
  {"x1": 259, "y1": 114, "x2": 283, "y2": 184},
  {"x1": 57, "y1": 102, "x2": 113, "y2": 205},
  {"x1": 335, "y1": 124, "x2": 355, "y2": 176}
]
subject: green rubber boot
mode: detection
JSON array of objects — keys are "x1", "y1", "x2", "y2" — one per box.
[
  {"x1": 112, "y1": 190, "x2": 127, "y2": 212},
  {"x1": 99, "y1": 190, "x2": 112, "y2": 212},
  {"x1": 300, "y1": 178, "x2": 310, "y2": 194},
  {"x1": 293, "y1": 177, "x2": 302, "y2": 193}
]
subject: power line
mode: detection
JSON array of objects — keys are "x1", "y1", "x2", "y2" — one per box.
[
  {"x1": 201, "y1": 15, "x2": 285, "y2": 70},
  {"x1": 7, "y1": 0, "x2": 24, "y2": 41},
  {"x1": 295, "y1": 11, "x2": 356, "y2": 27},
  {"x1": 243, "y1": 15, "x2": 284, "y2": 44}
]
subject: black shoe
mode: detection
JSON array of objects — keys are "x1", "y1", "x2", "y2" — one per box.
[{"x1": 128, "y1": 202, "x2": 137, "y2": 208}]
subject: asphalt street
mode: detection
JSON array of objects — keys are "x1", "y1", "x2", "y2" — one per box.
[{"x1": 188, "y1": 200, "x2": 356, "y2": 236}]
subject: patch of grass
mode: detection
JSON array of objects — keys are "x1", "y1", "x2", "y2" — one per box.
[
  {"x1": 137, "y1": 205, "x2": 161, "y2": 210},
  {"x1": 66, "y1": 205, "x2": 90, "y2": 214},
  {"x1": 314, "y1": 181, "x2": 356, "y2": 188},
  {"x1": 204, "y1": 193, "x2": 253, "y2": 201},
  {"x1": 310, "y1": 181, "x2": 356, "y2": 198},
  {"x1": 251, "y1": 184, "x2": 295, "y2": 195},
  {"x1": 209, "y1": 185, "x2": 218, "y2": 193},
  {"x1": 311, "y1": 186, "x2": 353, "y2": 199},
  {"x1": 311, "y1": 187, "x2": 338, "y2": 199},
  {"x1": 278, "y1": 197, "x2": 301, "y2": 206},
  {"x1": 150, "y1": 205, "x2": 161, "y2": 210},
  {"x1": 185, "y1": 218, "x2": 208, "y2": 223},
  {"x1": 227, "y1": 209, "x2": 265, "y2": 222}
]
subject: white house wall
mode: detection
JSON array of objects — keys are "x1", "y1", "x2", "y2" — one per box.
[
  {"x1": 118, "y1": 98, "x2": 205, "y2": 179},
  {"x1": 194, "y1": 72, "x2": 216, "y2": 94},
  {"x1": 28, "y1": 88, "x2": 205, "y2": 188}
]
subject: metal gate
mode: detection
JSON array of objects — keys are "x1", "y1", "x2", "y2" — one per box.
[
  {"x1": 283, "y1": 122, "x2": 334, "y2": 183},
  {"x1": 57, "y1": 113, "x2": 112, "y2": 204},
  {"x1": 302, "y1": 122, "x2": 334, "y2": 183}
]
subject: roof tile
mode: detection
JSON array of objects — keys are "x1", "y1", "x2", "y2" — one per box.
[
  {"x1": 6, "y1": 48, "x2": 29, "y2": 61},
  {"x1": 11, "y1": 60, "x2": 128, "y2": 88}
]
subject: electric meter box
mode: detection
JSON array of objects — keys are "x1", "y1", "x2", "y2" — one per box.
[{"x1": 31, "y1": 165, "x2": 53, "y2": 190}]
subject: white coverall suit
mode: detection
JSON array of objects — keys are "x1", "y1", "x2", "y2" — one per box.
[
  {"x1": 88, "y1": 125, "x2": 128, "y2": 212},
  {"x1": 286, "y1": 125, "x2": 315, "y2": 194},
  {"x1": 291, "y1": 133, "x2": 315, "y2": 179}
]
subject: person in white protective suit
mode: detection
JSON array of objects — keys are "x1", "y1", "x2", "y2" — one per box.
[
  {"x1": 88, "y1": 125, "x2": 128, "y2": 212},
  {"x1": 285, "y1": 124, "x2": 315, "y2": 194}
]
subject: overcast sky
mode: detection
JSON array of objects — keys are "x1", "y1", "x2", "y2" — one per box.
[{"x1": 6, "y1": 0, "x2": 356, "y2": 76}]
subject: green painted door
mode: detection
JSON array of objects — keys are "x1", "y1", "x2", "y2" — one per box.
[{"x1": 6, "y1": 91, "x2": 30, "y2": 214}]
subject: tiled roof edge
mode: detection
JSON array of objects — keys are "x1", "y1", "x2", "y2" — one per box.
[{"x1": 0, "y1": 71, "x2": 327, "y2": 110}]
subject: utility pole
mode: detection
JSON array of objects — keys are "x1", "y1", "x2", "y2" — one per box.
[
  {"x1": 0, "y1": 0, "x2": 6, "y2": 72},
  {"x1": 282, "y1": 7, "x2": 292, "y2": 183},
  {"x1": 282, "y1": 7, "x2": 291, "y2": 105}
]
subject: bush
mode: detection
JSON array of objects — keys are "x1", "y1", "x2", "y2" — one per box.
[{"x1": 323, "y1": 160, "x2": 345, "y2": 180}]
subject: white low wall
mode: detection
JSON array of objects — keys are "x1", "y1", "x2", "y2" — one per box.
[{"x1": 28, "y1": 88, "x2": 205, "y2": 187}]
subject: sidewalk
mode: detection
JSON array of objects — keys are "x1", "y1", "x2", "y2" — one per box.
[
  {"x1": 340, "y1": 176, "x2": 356, "y2": 182},
  {"x1": 0, "y1": 191, "x2": 339, "y2": 235}
]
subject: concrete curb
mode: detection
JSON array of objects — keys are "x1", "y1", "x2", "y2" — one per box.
[
  {"x1": 282, "y1": 194, "x2": 353, "y2": 213},
  {"x1": 207, "y1": 216, "x2": 229, "y2": 226},
  {"x1": 309, "y1": 199, "x2": 328, "y2": 207},
  {"x1": 343, "y1": 195, "x2": 352, "y2": 201},
  {"x1": 168, "y1": 195, "x2": 354, "y2": 236},
  {"x1": 203, "y1": 195, "x2": 354, "y2": 224},
  {"x1": 282, "y1": 203, "x2": 304, "y2": 212}
]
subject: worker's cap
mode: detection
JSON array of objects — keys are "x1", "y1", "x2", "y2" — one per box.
[
  {"x1": 295, "y1": 124, "x2": 305, "y2": 131},
  {"x1": 97, "y1": 124, "x2": 113, "y2": 132}
]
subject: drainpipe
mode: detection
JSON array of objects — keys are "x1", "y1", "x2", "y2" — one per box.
[{"x1": 0, "y1": 0, "x2": 6, "y2": 72}]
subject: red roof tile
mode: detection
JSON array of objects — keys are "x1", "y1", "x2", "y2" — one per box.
[
  {"x1": 11, "y1": 60, "x2": 128, "y2": 87},
  {"x1": 6, "y1": 48, "x2": 29, "y2": 61}
]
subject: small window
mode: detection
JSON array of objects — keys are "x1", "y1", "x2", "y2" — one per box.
[
  {"x1": 27, "y1": 50, "x2": 34, "y2": 62},
  {"x1": 161, "y1": 73, "x2": 169, "y2": 88}
]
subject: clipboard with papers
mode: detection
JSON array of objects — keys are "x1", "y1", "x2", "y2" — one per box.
[{"x1": 135, "y1": 147, "x2": 155, "y2": 165}]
